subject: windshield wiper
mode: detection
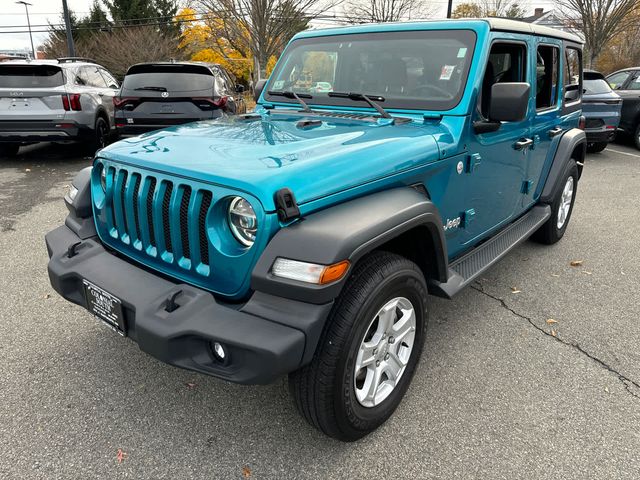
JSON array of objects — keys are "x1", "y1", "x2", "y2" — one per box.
[
  {"x1": 267, "y1": 90, "x2": 312, "y2": 113},
  {"x1": 134, "y1": 86, "x2": 168, "y2": 92},
  {"x1": 327, "y1": 92, "x2": 392, "y2": 119}
]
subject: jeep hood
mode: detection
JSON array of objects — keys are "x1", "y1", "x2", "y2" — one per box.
[{"x1": 99, "y1": 112, "x2": 445, "y2": 211}]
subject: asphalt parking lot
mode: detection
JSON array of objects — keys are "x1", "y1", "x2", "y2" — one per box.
[{"x1": 1, "y1": 140, "x2": 639, "y2": 479}]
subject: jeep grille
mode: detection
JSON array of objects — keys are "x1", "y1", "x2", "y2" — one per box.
[{"x1": 103, "y1": 166, "x2": 213, "y2": 275}]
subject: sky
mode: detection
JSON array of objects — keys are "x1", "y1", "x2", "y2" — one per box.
[{"x1": 1, "y1": 0, "x2": 561, "y2": 53}]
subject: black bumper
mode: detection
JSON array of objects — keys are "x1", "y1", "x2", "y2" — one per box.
[
  {"x1": 46, "y1": 224, "x2": 331, "y2": 384},
  {"x1": 585, "y1": 129, "x2": 615, "y2": 143}
]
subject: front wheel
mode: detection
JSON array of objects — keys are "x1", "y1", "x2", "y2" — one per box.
[
  {"x1": 634, "y1": 123, "x2": 640, "y2": 151},
  {"x1": 289, "y1": 251, "x2": 428, "y2": 441},
  {"x1": 532, "y1": 162, "x2": 578, "y2": 245}
]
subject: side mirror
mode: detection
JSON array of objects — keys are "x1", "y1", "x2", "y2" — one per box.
[
  {"x1": 564, "y1": 84, "x2": 580, "y2": 102},
  {"x1": 254, "y1": 79, "x2": 268, "y2": 102},
  {"x1": 489, "y1": 82, "x2": 530, "y2": 122},
  {"x1": 236, "y1": 84, "x2": 245, "y2": 93}
]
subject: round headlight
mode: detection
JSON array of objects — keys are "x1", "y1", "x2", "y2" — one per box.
[
  {"x1": 228, "y1": 196, "x2": 257, "y2": 247},
  {"x1": 100, "y1": 166, "x2": 107, "y2": 192}
]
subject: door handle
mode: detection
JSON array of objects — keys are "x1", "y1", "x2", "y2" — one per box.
[
  {"x1": 98, "y1": 93, "x2": 105, "y2": 97},
  {"x1": 548, "y1": 127, "x2": 563, "y2": 138},
  {"x1": 514, "y1": 138, "x2": 534, "y2": 150}
]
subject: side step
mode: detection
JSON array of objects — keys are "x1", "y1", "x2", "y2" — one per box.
[{"x1": 429, "y1": 205, "x2": 551, "y2": 298}]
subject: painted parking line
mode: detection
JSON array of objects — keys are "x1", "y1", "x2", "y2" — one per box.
[{"x1": 607, "y1": 148, "x2": 640, "y2": 158}]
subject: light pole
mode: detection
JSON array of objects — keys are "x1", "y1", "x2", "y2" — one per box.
[
  {"x1": 61, "y1": 0, "x2": 76, "y2": 57},
  {"x1": 447, "y1": 0, "x2": 454, "y2": 18},
  {"x1": 16, "y1": 1, "x2": 35, "y2": 59}
]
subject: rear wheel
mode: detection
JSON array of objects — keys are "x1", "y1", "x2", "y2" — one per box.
[
  {"x1": 86, "y1": 116, "x2": 109, "y2": 155},
  {"x1": 634, "y1": 123, "x2": 640, "y2": 150},
  {"x1": 532, "y1": 162, "x2": 578, "y2": 245},
  {"x1": 586, "y1": 142, "x2": 607, "y2": 153},
  {"x1": 0, "y1": 143, "x2": 20, "y2": 158},
  {"x1": 289, "y1": 251, "x2": 428, "y2": 441}
]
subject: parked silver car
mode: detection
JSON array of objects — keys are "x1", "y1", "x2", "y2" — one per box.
[{"x1": 0, "y1": 57, "x2": 119, "y2": 157}]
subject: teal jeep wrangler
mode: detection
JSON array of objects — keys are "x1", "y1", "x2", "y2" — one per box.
[{"x1": 46, "y1": 19, "x2": 586, "y2": 441}]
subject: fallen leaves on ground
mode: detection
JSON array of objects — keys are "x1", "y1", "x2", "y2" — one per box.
[
  {"x1": 550, "y1": 329, "x2": 557, "y2": 337},
  {"x1": 604, "y1": 386, "x2": 610, "y2": 394},
  {"x1": 510, "y1": 287, "x2": 521, "y2": 294},
  {"x1": 551, "y1": 273, "x2": 560, "y2": 277},
  {"x1": 546, "y1": 319, "x2": 558, "y2": 325},
  {"x1": 242, "y1": 466, "x2": 251, "y2": 478},
  {"x1": 570, "y1": 260, "x2": 583, "y2": 267},
  {"x1": 44, "y1": 293, "x2": 50, "y2": 299},
  {"x1": 186, "y1": 382, "x2": 197, "y2": 389},
  {"x1": 582, "y1": 271, "x2": 592, "y2": 275},
  {"x1": 116, "y1": 448, "x2": 127, "y2": 464}
]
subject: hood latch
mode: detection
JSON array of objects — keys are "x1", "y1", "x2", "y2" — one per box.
[{"x1": 275, "y1": 188, "x2": 301, "y2": 222}]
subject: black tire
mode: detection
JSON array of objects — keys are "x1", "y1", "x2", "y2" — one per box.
[
  {"x1": 532, "y1": 162, "x2": 579, "y2": 245},
  {"x1": 289, "y1": 251, "x2": 428, "y2": 441},
  {"x1": 634, "y1": 123, "x2": 640, "y2": 151},
  {"x1": 586, "y1": 142, "x2": 607, "y2": 153},
  {"x1": 0, "y1": 143, "x2": 20, "y2": 158},
  {"x1": 86, "y1": 116, "x2": 110, "y2": 155}
]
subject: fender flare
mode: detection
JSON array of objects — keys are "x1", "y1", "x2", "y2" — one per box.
[
  {"x1": 251, "y1": 188, "x2": 448, "y2": 304},
  {"x1": 540, "y1": 128, "x2": 585, "y2": 204}
]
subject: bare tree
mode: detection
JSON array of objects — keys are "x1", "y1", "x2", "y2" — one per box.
[
  {"x1": 199, "y1": 0, "x2": 334, "y2": 80},
  {"x1": 452, "y1": 0, "x2": 525, "y2": 19},
  {"x1": 42, "y1": 26, "x2": 183, "y2": 78},
  {"x1": 554, "y1": 0, "x2": 640, "y2": 67},
  {"x1": 343, "y1": 0, "x2": 436, "y2": 23}
]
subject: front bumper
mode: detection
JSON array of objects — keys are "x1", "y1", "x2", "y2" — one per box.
[
  {"x1": 0, "y1": 120, "x2": 81, "y2": 142},
  {"x1": 46, "y1": 224, "x2": 331, "y2": 384}
]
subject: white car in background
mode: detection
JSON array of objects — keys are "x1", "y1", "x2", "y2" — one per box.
[{"x1": 0, "y1": 57, "x2": 119, "y2": 157}]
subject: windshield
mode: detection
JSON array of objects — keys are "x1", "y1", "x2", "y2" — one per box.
[
  {"x1": 584, "y1": 78, "x2": 613, "y2": 95},
  {"x1": 0, "y1": 65, "x2": 64, "y2": 88},
  {"x1": 265, "y1": 29, "x2": 477, "y2": 111},
  {"x1": 123, "y1": 65, "x2": 215, "y2": 93}
]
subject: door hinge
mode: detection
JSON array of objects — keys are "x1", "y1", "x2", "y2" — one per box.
[
  {"x1": 521, "y1": 180, "x2": 533, "y2": 195},
  {"x1": 466, "y1": 153, "x2": 482, "y2": 173},
  {"x1": 462, "y1": 208, "x2": 476, "y2": 227}
]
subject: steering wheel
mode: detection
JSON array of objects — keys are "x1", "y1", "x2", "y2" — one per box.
[{"x1": 413, "y1": 84, "x2": 453, "y2": 99}]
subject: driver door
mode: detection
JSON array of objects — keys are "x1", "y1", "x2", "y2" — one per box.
[{"x1": 463, "y1": 38, "x2": 533, "y2": 247}]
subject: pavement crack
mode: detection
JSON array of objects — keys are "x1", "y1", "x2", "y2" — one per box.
[{"x1": 471, "y1": 283, "x2": 640, "y2": 401}]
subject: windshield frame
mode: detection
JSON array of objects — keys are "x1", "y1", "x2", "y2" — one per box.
[{"x1": 263, "y1": 29, "x2": 477, "y2": 112}]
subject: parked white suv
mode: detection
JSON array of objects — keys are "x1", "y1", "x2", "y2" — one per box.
[{"x1": 0, "y1": 57, "x2": 119, "y2": 157}]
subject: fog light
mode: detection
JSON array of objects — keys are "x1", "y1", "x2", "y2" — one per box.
[{"x1": 212, "y1": 342, "x2": 227, "y2": 363}]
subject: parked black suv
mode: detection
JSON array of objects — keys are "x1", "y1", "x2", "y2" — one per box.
[{"x1": 113, "y1": 62, "x2": 246, "y2": 135}]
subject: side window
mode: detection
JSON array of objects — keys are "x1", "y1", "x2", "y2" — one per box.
[
  {"x1": 626, "y1": 74, "x2": 640, "y2": 91},
  {"x1": 99, "y1": 68, "x2": 119, "y2": 89},
  {"x1": 480, "y1": 42, "x2": 527, "y2": 118},
  {"x1": 536, "y1": 45, "x2": 559, "y2": 110},
  {"x1": 81, "y1": 66, "x2": 108, "y2": 88},
  {"x1": 563, "y1": 47, "x2": 582, "y2": 103},
  {"x1": 606, "y1": 71, "x2": 631, "y2": 90},
  {"x1": 75, "y1": 67, "x2": 89, "y2": 86}
]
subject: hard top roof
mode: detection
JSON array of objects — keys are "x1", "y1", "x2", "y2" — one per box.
[{"x1": 297, "y1": 18, "x2": 583, "y2": 44}]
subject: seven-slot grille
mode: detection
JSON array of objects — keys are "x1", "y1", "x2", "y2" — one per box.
[{"x1": 104, "y1": 166, "x2": 213, "y2": 275}]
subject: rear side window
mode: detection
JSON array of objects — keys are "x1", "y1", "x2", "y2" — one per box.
[
  {"x1": 606, "y1": 71, "x2": 631, "y2": 90},
  {"x1": 0, "y1": 65, "x2": 64, "y2": 88},
  {"x1": 536, "y1": 45, "x2": 559, "y2": 110},
  {"x1": 78, "y1": 66, "x2": 108, "y2": 88},
  {"x1": 563, "y1": 47, "x2": 582, "y2": 104},
  {"x1": 627, "y1": 75, "x2": 640, "y2": 91},
  {"x1": 122, "y1": 64, "x2": 215, "y2": 93},
  {"x1": 584, "y1": 79, "x2": 612, "y2": 95}
]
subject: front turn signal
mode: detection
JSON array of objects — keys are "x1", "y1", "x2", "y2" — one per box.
[{"x1": 271, "y1": 258, "x2": 350, "y2": 285}]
